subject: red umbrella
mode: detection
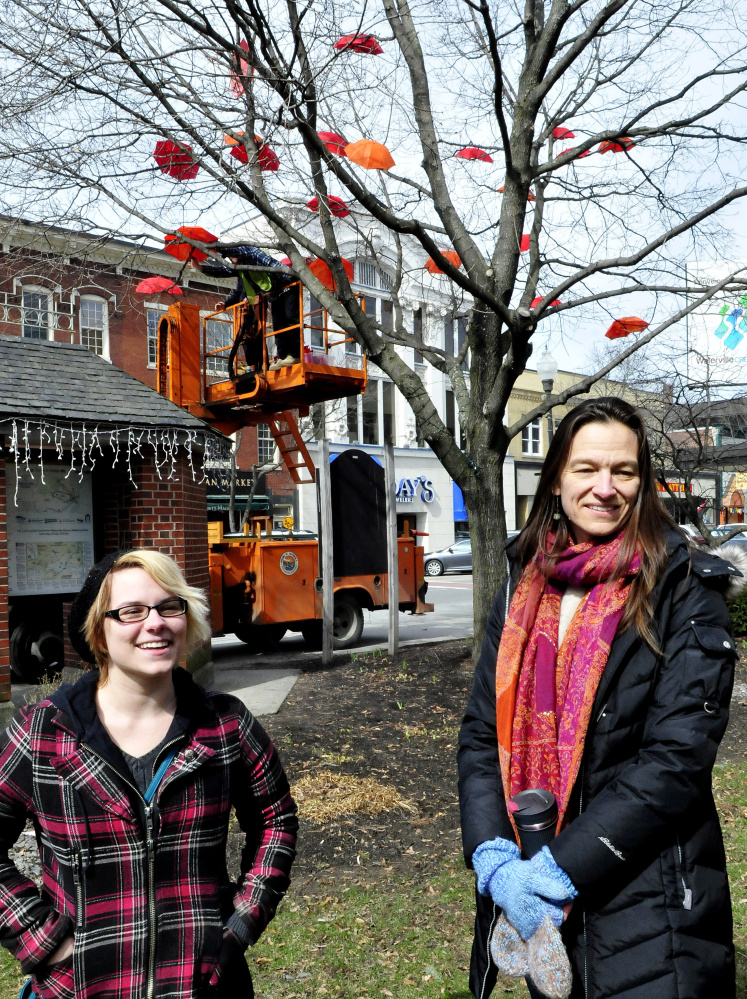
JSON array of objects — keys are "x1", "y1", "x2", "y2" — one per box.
[
  {"x1": 307, "y1": 195, "x2": 351, "y2": 218},
  {"x1": 226, "y1": 134, "x2": 279, "y2": 171},
  {"x1": 455, "y1": 146, "x2": 493, "y2": 163},
  {"x1": 135, "y1": 276, "x2": 182, "y2": 295},
  {"x1": 164, "y1": 225, "x2": 218, "y2": 264},
  {"x1": 530, "y1": 296, "x2": 561, "y2": 308},
  {"x1": 424, "y1": 250, "x2": 462, "y2": 274},
  {"x1": 318, "y1": 131, "x2": 348, "y2": 156},
  {"x1": 345, "y1": 139, "x2": 395, "y2": 170},
  {"x1": 520, "y1": 234, "x2": 531, "y2": 252},
  {"x1": 560, "y1": 146, "x2": 592, "y2": 159},
  {"x1": 598, "y1": 137, "x2": 635, "y2": 154},
  {"x1": 498, "y1": 185, "x2": 536, "y2": 202},
  {"x1": 605, "y1": 316, "x2": 649, "y2": 339},
  {"x1": 280, "y1": 257, "x2": 292, "y2": 266},
  {"x1": 553, "y1": 126, "x2": 575, "y2": 139},
  {"x1": 307, "y1": 256, "x2": 354, "y2": 291},
  {"x1": 153, "y1": 141, "x2": 199, "y2": 180},
  {"x1": 230, "y1": 39, "x2": 253, "y2": 97},
  {"x1": 333, "y1": 34, "x2": 383, "y2": 54}
]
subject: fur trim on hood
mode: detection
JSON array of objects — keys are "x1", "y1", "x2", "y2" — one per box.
[{"x1": 709, "y1": 542, "x2": 747, "y2": 601}]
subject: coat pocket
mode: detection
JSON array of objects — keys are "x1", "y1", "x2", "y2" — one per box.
[{"x1": 662, "y1": 835, "x2": 692, "y2": 911}]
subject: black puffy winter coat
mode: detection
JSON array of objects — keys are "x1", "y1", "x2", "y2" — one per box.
[{"x1": 458, "y1": 531, "x2": 739, "y2": 999}]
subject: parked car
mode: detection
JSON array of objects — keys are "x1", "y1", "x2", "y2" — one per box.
[
  {"x1": 423, "y1": 532, "x2": 519, "y2": 576},
  {"x1": 706, "y1": 524, "x2": 747, "y2": 543}
]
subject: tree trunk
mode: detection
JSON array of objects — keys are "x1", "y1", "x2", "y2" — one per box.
[{"x1": 465, "y1": 448, "x2": 508, "y2": 660}]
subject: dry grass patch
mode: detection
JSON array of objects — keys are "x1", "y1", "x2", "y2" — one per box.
[{"x1": 293, "y1": 772, "x2": 417, "y2": 823}]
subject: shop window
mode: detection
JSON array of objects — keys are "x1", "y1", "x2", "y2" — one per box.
[
  {"x1": 522, "y1": 418, "x2": 542, "y2": 455},
  {"x1": 22, "y1": 287, "x2": 51, "y2": 339},
  {"x1": 146, "y1": 308, "x2": 166, "y2": 366},
  {"x1": 79, "y1": 297, "x2": 108, "y2": 357},
  {"x1": 257, "y1": 423, "x2": 275, "y2": 464}
]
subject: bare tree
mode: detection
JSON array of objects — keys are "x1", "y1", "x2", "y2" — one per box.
[{"x1": 1, "y1": 0, "x2": 747, "y2": 643}]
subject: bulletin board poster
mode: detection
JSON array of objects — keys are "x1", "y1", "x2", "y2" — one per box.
[
  {"x1": 7, "y1": 467, "x2": 94, "y2": 596},
  {"x1": 686, "y1": 261, "x2": 747, "y2": 387}
]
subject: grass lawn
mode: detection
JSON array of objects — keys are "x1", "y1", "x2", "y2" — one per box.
[{"x1": 0, "y1": 761, "x2": 744, "y2": 998}]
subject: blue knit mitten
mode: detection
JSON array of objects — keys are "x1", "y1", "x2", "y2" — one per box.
[{"x1": 473, "y1": 841, "x2": 577, "y2": 941}]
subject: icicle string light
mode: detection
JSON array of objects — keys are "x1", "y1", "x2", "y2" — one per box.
[{"x1": 3, "y1": 418, "x2": 230, "y2": 506}]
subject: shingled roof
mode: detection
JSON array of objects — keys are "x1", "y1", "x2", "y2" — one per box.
[{"x1": 0, "y1": 335, "x2": 216, "y2": 432}]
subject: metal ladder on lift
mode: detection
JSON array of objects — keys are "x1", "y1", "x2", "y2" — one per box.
[{"x1": 266, "y1": 411, "x2": 316, "y2": 484}]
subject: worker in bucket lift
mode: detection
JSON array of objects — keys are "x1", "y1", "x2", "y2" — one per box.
[{"x1": 194, "y1": 245, "x2": 302, "y2": 370}]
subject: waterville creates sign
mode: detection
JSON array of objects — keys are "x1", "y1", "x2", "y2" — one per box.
[{"x1": 396, "y1": 476, "x2": 435, "y2": 503}]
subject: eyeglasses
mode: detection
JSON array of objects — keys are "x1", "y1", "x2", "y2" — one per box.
[{"x1": 104, "y1": 597, "x2": 188, "y2": 624}]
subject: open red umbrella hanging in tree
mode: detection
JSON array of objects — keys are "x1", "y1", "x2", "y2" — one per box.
[
  {"x1": 553, "y1": 126, "x2": 575, "y2": 139},
  {"x1": 520, "y1": 234, "x2": 531, "y2": 252},
  {"x1": 317, "y1": 131, "x2": 348, "y2": 156},
  {"x1": 153, "y1": 141, "x2": 199, "y2": 180},
  {"x1": 345, "y1": 139, "x2": 395, "y2": 170},
  {"x1": 225, "y1": 133, "x2": 279, "y2": 171},
  {"x1": 598, "y1": 137, "x2": 635, "y2": 154},
  {"x1": 307, "y1": 195, "x2": 351, "y2": 218},
  {"x1": 164, "y1": 225, "x2": 218, "y2": 264},
  {"x1": 455, "y1": 146, "x2": 493, "y2": 163},
  {"x1": 605, "y1": 316, "x2": 649, "y2": 339},
  {"x1": 333, "y1": 34, "x2": 383, "y2": 54},
  {"x1": 530, "y1": 296, "x2": 561, "y2": 308},
  {"x1": 559, "y1": 146, "x2": 592, "y2": 159},
  {"x1": 135, "y1": 276, "x2": 182, "y2": 295},
  {"x1": 498, "y1": 185, "x2": 536, "y2": 202},
  {"x1": 308, "y1": 256, "x2": 354, "y2": 291},
  {"x1": 424, "y1": 250, "x2": 462, "y2": 274},
  {"x1": 229, "y1": 39, "x2": 254, "y2": 97}
]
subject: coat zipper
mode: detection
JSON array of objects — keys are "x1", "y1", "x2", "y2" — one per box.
[
  {"x1": 479, "y1": 904, "x2": 499, "y2": 999},
  {"x1": 81, "y1": 738, "x2": 182, "y2": 999},
  {"x1": 72, "y1": 849, "x2": 84, "y2": 928},
  {"x1": 676, "y1": 836, "x2": 693, "y2": 910},
  {"x1": 579, "y1": 761, "x2": 589, "y2": 999}
]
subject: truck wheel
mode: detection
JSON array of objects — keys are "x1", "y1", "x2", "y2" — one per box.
[
  {"x1": 300, "y1": 621, "x2": 323, "y2": 650},
  {"x1": 332, "y1": 595, "x2": 364, "y2": 648},
  {"x1": 424, "y1": 559, "x2": 444, "y2": 577},
  {"x1": 233, "y1": 623, "x2": 287, "y2": 651}
]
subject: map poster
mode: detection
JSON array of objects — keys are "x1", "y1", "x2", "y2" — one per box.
[{"x1": 7, "y1": 467, "x2": 94, "y2": 596}]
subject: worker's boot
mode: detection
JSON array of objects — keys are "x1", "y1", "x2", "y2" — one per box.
[{"x1": 269, "y1": 355, "x2": 300, "y2": 370}]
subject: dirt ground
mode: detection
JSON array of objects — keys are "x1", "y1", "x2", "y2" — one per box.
[{"x1": 226, "y1": 636, "x2": 747, "y2": 887}]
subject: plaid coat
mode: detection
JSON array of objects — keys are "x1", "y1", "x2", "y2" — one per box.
[{"x1": 0, "y1": 669, "x2": 297, "y2": 999}]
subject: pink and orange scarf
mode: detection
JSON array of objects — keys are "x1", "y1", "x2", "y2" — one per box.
[{"x1": 496, "y1": 532, "x2": 640, "y2": 834}]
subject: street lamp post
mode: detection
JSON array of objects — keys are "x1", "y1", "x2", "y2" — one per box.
[{"x1": 536, "y1": 349, "x2": 559, "y2": 446}]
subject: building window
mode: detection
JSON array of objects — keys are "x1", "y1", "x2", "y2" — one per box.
[
  {"x1": 445, "y1": 389, "x2": 456, "y2": 439},
  {"x1": 381, "y1": 299, "x2": 393, "y2": 333},
  {"x1": 356, "y1": 260, "x2": 377, "y2": 287},
  {"x1": 146, "y1": 308, "x2": 166, "y2": 366},
  {"x1": 457, "y1": 316, "x2": 469, "y2": 371},
  {"x1": 257, "y1": 423, "x2": 275, "y2": 464},
  {"x1": 205, "y1": 317, "x2": 232, "y2": 376},
  {"x1": 79, "y1": 297, "x2": 108, "y2": 357},
  {"x1": 307, "y1": 292, "x2": 324, "y2": 348},
  {"x1": 444, "y1": 316, "x2": 454, "y2": 355},
  {"x1": 22, "y1": 287, "x2": 51, "y2": 339},
  {"x1": 347, "y1": 397, "x2": 359, "y2": 443},
  {"x1": 413, "y1": 306, "x2": 423, "y2": 364},
  {"x1": 383, "y1": 380, "x2": 395, "y2": 443},
  {"x1": 362, "y1": 379, "x2": 379, "y2": 445},
  {"x1": 522, "y1": 419, "x2": 542, "y2": 456}
]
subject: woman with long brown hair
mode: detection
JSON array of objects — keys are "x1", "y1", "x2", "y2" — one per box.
[{"x1": 458, "y1": 397, "x2": 739, "y2": 999}]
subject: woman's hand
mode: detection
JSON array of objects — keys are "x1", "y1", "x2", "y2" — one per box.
[{"x1": 45, "y1": 935, "x2": 74, "y2": 965}]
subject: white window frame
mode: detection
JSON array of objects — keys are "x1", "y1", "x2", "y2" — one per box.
[
  {"x1": 201, "y1": 309, "x2": 233, "y2": 378},
  {"x1": 355, "y1": 260, "x2": 378, "y2": 288},
  {"x1": 257, "y1": 423, "x2": 276, "y2": 464},
  {"x1": 522, "y1": 418, "x2": 542, "y2": 456},
  {"x1": 79, "y1": 295, "x2": 109, "y2": 359},
  {"x1": 21, "y1": 284, "x2": 53, "y2": 340},
  {"x1": 145, "y1": 304, "x2": 168, "y2": 368}
]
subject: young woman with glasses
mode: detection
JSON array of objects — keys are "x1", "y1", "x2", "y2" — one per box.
[{"x1": 0, "y1": 548, "x2": 297, "y2": 999}]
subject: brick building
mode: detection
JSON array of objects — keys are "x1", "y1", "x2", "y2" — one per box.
[
  {"x1": 0, "y1": 335, "x2": 228, "y2": 689},
  {"x1": 0, "y1": 217, "x2": 298, "y2": 524}
]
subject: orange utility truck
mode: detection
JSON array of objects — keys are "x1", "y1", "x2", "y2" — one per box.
[{"x1": 156, "y1": 286, "x2": 433, "y2": 648}]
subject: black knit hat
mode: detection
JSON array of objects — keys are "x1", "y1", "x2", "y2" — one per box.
[{"x1": 67, "y1": 550, "x2": 134, "y2": 663}]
